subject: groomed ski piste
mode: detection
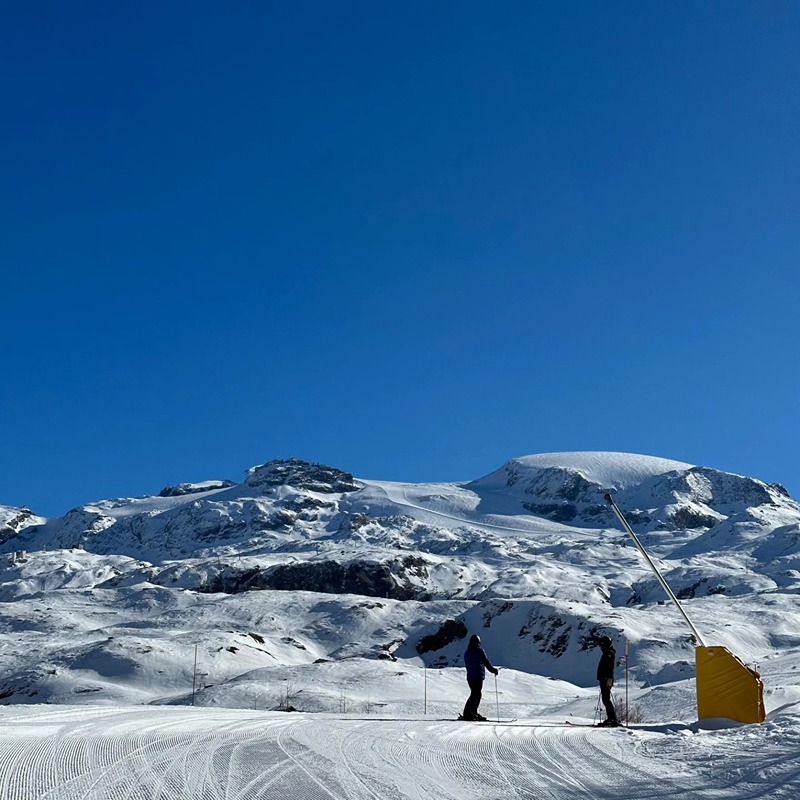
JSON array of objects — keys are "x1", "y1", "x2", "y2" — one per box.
[{"x1": 1, "y1": 705, "x2": 799, "y2": 799}]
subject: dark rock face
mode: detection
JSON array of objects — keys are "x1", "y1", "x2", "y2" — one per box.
[
  {"x1": 519, "y1": 608, "x2": 573, "y2": 658},
  {"x1": 522, "y1": 502, "x2": 577, "y2": 523},
  {"x1": 488, "y1": 463, "x2": 621, "y2": 525},
  {"x1": 531, "y1": 470, "x2": 596, "y2": 503},
  {"x1": 655, "y1": 467, "x2": 774, "y2": 509},
  {"x1": 158, "y1": 481, "x2": 235, "y2": 497},
  {"x1": 499, "y1": 464, "x2": 599, "y2": 505},
  {"x1": 281, "y1": 495, "x2": 334, "y2": 514},
  {"x1": 265, "y1": 560, "x2": 410, "y2": 597},
  {"x1": 619, "y1": 510, "x2": 652, "y2": 525},
  {"x1": 481, "y1": 600, "x2": 514, "y2": 627},
  {"x1": 668, "y1": 507, "x2": 719, "y2": 530},
  {"x1": 203, "y1": 557, "x2": 429, "y2": 600},
  {"x1": 0, "y1": 508, "x2": 36, "y2": 544},
  {"x1": 416, "y1": 619, "x2": 468, "y2": 655},
  {"x1": 245, "y1": 459, "x2": 360, "y2": 494},
  {"x1": 676, "y1": 578, "x2": 727, "y2": 599},
  {"x1": 506, "y1": 460, "x2": 786, "y2": 532}
]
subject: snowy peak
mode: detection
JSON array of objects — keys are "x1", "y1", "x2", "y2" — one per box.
[
  {"x1": 0, "y1": 504, "x2": 44, "y2": 543},
  {"x1": 495, "y1": 452, "x2": 696, "y2": 489},
  {"x1": 2, "y1": 452, "x2": 798, "y2": 576},
  {"x1": 467, "y1": 451, "x2": 795, "y2": 530},
  {"x1": 470, "y1": 451, "x2": 694, "y2": 498}
]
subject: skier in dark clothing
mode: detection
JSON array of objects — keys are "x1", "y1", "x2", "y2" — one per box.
[
  {"x1": 460, "y1": 634, "x2": 498, "y2": 721},
  {"x1": 596, "y1": 635, "x2": 619, "y2": 726}
]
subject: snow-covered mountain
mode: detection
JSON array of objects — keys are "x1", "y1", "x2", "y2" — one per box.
[{"x1": 1, "y1": 451, "x2": 799, "y2": 721}]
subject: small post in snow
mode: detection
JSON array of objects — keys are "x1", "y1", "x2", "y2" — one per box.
[
  {"x1": 191, "y1": 644, "x2": 198, "y2": 706},
  {"x1": 625, "y1": 638, "x2": 629, "y2": 727},
  {"x1": 423, "y1": 664, "x2": 427, "y2": 715}
]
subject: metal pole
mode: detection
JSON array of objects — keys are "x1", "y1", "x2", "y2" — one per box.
[
  {"x1": 604, "y1": 493, "x2": 707, "y2": 647},
  {"x1": 494, "y1": 673, "x2": 500, "y2": 723},
  {"x1": 624, "y1": 638, "x2": 629, "y2": 726},
  {"x1": 424, "y1": 664, "x2": 427, "y2": 716},
  {"x1": 191, "y1": 644, "x2": 198, "y2": 706}
]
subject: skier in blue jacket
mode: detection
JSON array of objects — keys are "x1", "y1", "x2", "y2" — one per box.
[{"x1": 460, "y1": 634, "x2": 498, "y2": 721}]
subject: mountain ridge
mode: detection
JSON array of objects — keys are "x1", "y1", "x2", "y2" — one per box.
[{"x1": 0, "y1": 451, "x2": 799, "y2": 713}]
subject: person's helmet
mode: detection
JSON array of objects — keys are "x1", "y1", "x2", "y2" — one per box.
[
  {"x1": 469, "y1": 634, "x2": 481, "y2": 646},
  {"x1": 598, "y1": 635, "x2": 612, "y2": 647}
]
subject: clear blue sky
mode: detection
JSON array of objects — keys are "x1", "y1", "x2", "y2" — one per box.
[{"x1": 2, "y1": 1, "x2": 798, "y2": 517}]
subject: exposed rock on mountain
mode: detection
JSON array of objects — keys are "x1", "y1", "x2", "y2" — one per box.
[
  {"x1": 159, "y1": 480, "x2": 236, "y2": 497},
  {"x1": 245, "y1": 458, "x2": 360, "y2": 494},
  {"x1": 469, "y1": 453, "x2": 793, "y2": 537},
  {"x1": 0, "y1": 505, "x2": 43, "y2": 544},
  {"x1": 199, "y1": 556, "x2": 431, "y2": 600},
  {"x1": 1, "y1": 452, "x2": 799, "y2": 708},
  {"x1": 415, "y1": 619, "x2": 468, "y2": 655}
]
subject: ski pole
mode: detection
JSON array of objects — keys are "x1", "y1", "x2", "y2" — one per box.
[
  {"x1": 494, "y1": 672, "x2": 500, "y2": 722},
  {"x1": 625, "y1": 639, "x2": 629, "y2": 727}
]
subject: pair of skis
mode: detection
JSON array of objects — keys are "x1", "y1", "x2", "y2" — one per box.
[
  {"x1": 565, "y1": 720, "x2": 622, "y2": 728},
  {"x1": 455, "y1": 717, "x2": 621, "y2": 727}
]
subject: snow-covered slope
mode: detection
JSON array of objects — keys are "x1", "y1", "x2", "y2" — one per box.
[
  {"x1": 1, "y1": 452, "x2": 799, "y2": 726},
  {"x1": 0, "y1": 504, "x2": 44, "y2": 544},
  {"x1": 2, "y1": 705, "x2": 799, "y2": 800}
]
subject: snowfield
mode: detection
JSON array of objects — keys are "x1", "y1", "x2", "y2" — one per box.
[
  {"x1": 1, "y1": 451, "x2": 800, "y2": 797},
  {"x1": 1, "y1": 706, "x2": 799, "y2": 799}
]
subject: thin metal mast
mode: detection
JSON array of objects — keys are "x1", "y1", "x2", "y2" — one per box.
[{"x1": 604, "y1": 493, "x2": 707, "y2": 648}]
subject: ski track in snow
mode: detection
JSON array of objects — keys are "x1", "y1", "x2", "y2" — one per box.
[
  {"x1": 0, "y1": 708, "x2": 798, "y2": 800},
  {"x1": 382, "y1": 485, "x2": 579, "y2": 538}
]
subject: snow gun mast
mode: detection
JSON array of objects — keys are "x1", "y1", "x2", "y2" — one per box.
[{"x1": 603, "y1": 493, "x2": 765, "y2": 724}]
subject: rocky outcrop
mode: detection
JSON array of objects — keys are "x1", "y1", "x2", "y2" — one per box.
[
  {"x1": 201, "y1": 556, "x2": 431, "y2": 600},
  {"x1": 521, "y1": 502, "x2": 578, "y2": 523},
  {"x1": 476, "y1": 456, "x2": 791, "y2": 532},
  {"x1": 0, "y1": 506, "x2": 39, "y2": 544},
  {"x1": 158, "y1": 481, "x2": 235, "y2": 497},
  {"x1": 668, "y1": 506, "x2": 720, "y2": 530},
  {"x1": 245, "y1": 458, "x2": 360, "y2": 494},
  {"x1": 648, "y1": 467, "x2": 775, "y2": 510},
  {"x1": 416, "y1": 619, "x2": 468, "y2": 655}
]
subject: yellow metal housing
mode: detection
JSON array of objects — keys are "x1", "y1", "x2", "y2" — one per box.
[{"x1": 696, "y1": 646, "x2": 765, "y2": 724}]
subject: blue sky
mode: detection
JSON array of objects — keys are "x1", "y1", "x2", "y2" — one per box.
[{"x1": 2, "y1": 1, "x2": 798, "y2": 517}]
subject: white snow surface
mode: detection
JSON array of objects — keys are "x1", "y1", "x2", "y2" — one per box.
[
  {"x1": 1, "y1": 451, "x2": 800, "y2": 797},
  {"x1": 1, "y1": 704, "x2": 799, "y2": 799},
  {"x1": 507, "y1": 451, "x2": 696, "y2": 488}
]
